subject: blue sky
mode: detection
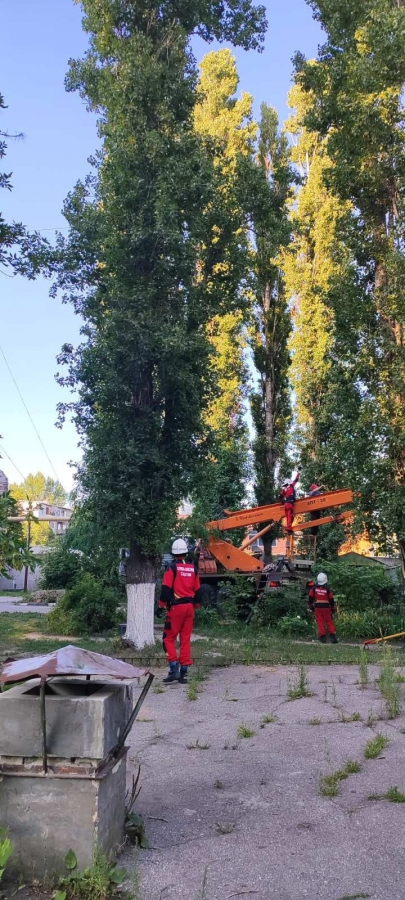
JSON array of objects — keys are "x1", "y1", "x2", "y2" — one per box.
[{"x1": 0, "y1": 0, "x2": 322, "y2": 491}]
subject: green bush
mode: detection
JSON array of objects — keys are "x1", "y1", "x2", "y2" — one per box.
[
  {"x1": 47, "y1": 574, "x2": 119, "y2": 635},
  {"x1": 277, "y1": 615, "x2": 313, "y2": 637},
  {"x1": 252, "y1": 584, "x2": 309, "y2": 628},
  {"x1": 316, "y1": 561, "x2": 403, "y2": 613},
  {"x1": 40, "y1": 540, "x2": 84, "y2": 590}
]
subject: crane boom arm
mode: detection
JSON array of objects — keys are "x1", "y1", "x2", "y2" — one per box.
[{"x1": 206, "y1": 489, "x2": 353, "y2": 532}]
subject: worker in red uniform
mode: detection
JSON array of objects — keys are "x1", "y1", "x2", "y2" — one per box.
[
  {"x1": 280, "y1": 467, "x2": 301, "y2": 533},
  {"x1": 158, "y1": 538, "x2": 202, "y2": 684},
  {"x1": 308, "y1": 572, "x2": 338, "y2": 644}
]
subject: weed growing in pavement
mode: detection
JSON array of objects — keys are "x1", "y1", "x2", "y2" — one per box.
[
  {"x1": 379, "y1": 647, "x2": 402, "y2": 719},
  {"x1": 336, "y1": 894, "x2": 370, "y2": 900},
  {"x1": 214, "y1": 779, "x2": 224, "y2": 790},
  {"x1": 345, "y1": 759, "x2": 362, "y2": 775},
  {"x1": 195, "y1": 866, "x2": 209, "y2": 900},
  {"x1": 338, "y1": 711, "x2": 362, "y2": 723},
  {"x1": 369, "y1": 786, "x2": 405, "y2": 803},
  {"x1": 288, "y1": 665, "x2": 312, "y2": 701},
  {"x1": 223, "y1": 741, "x2": 239, "y2": 750},
  {"x1": 152, "y1": 682, "x2": 165, "y2": 694},
  {"x1": 364, "y1": 734, "x2": 389, "y2": 759},
  {"x1": 193, "y1": 667, "x2": 208, "y2": 683},
  {"x1": 330, "y1": 678, "x2": 338, "y2": 707},
  {"x1": 323, "y1": 683, "x2": 328, "y2": 703},
  {"x1": 237, "y1": 723, "x2": 256, "y2": 738},
  {"x1": 366, "y1": 709, "x2": 380, "y2": 727},
  {"x1": 309, "y1": 718, "x2": 322, "y2": 726},
  {"x1": 187, "y1": 739, "x2": 210, "y2": 750},
  {"x1": 261, "y1": 714, "x2": 278, "y2": 725},
  {"x1": 385, "y1": 786, "x2": 405, "y2": 802},
  {"x1": 359, "y1": 650, "x2": 369, "y2": 689},
  {"x1": 187, "y1": 680, "x2": 199, "y2": 701},
  {"x1": 58, "y1": 848, "x2": 126, "y2": 900},
  {"x1": 215, "y1": 822, "x2": 235, "y2": 835},
  {"x1": 319, "y1": 760, "x2": 361, "y2": 797}
]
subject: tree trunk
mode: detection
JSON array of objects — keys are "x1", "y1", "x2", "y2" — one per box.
[{"x1": 125, "y1": 543, "x2": 158, "y2": 649}]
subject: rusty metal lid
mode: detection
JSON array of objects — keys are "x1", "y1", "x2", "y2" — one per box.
[{"x1": 0, "y1": 644, "x2": 147, "y2": 684}]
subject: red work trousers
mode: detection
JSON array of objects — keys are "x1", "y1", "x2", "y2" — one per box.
[
  {"x1": 314, "y1": 606, "x2": 336, "y2": 638},
  {"x1": 163, "y1": 602, "x2": 195, "y2": 666},
  {"x1": 284, "y1": 503, "x2": 294, "y2": 531}
]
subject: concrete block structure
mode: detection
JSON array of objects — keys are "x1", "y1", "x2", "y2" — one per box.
[{"x1": 0, "y1": 678, "x2": 134, "y2": 881}]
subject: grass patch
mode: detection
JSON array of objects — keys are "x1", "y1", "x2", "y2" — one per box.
[
  {"x1": 288, "y1": 664, "x2": 312, "y2": 700},
  {"x1": 319, "y1": 759, "x2": 361, "y2": 797},
  {"x1": 364, "y1": 733, "x2": 389, "y2": 759},
  {"x1": 339, "y1": 711, "x2": 362, "y2": 723},
  {"x1": 187, "y1": 680, "x2": 199, "y2": 701},
  {"x1": 309, "y1": 718, "x2": 322, "y2": 726},
  {"x1": 261, "y1": 714, "x2": 278, "y2": 725},
  {"x1": 152, "y1": 682, "x2": 165, "y2": 694},
  {"x1": 369, "y1": 786, "x2": 405, "y2": 803},
  {"x1": 358, "y1": 649, "x2": 369, "y2": 689},
  {"x1": 385, "y1": 785, "x2": 405, "y2": 803},
  {"x1": 378, "y1": 647, "x2": 402, "y2": 719},
  {"x1": 237, "y1": 723, "x2": 256, "y2": 738},
  {"x1": 187, "y1": 739, "x2": 210, "y2": 750}
]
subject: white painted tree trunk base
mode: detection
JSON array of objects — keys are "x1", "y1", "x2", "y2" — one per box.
[{"x1": 125, "y1": 582, "x2": 155, "y2": 649}]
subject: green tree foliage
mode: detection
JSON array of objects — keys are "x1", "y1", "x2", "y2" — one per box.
[
  {"x1": 0, "y1": 93, "x2": 49, "y2": 276},
  {"x1": 193, "y1": 49, "x2": 255, "y2": 517},
  {"x1": 296, "y1": 0, "x2": 405, "y2": 561},
  {"x1": 52, "y1": 0, "x2": 266, "y2": 645},
  {"x1": 235, "y1": 104, "x2": 294, "y2": 557},
  {"x1": 10, "y1": 472, "x2": 67, "y2": 546},
  {"x1": 283, "y1": 79, "x2": 365, "y2": 508},
  {"x1": 40, "y1": 539, "x2": 84, "y2": 590},
  {"x1": 0, "y1": 491, "x2": 35, "y2": 578}
]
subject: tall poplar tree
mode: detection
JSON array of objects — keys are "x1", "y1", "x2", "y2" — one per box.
[
  {"x1": 297, "y1": 0, "x2": 405, "y2": 562},
  {"x1": 53, "y1": 0, "x2": 266, "y2": 646},
  {"x1": 193, "y1": 49, "x2": 255, "y2": 517},
  {"x1": 236, "y1": 105, "x2": 294, "y2": 557}
]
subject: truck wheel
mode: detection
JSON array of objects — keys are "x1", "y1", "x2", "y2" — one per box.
[{"x1": 199, "y1": 584, "x2": 218, "y2": 608}]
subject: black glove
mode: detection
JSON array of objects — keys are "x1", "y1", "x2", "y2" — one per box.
[
  {"x1": 155, "y1": 607, "x2": 164, "y2": 619},
  {"x1": 297, "y1": 465, "x2": 302, "y2": 472}
]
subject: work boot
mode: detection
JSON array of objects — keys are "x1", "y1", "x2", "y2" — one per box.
[
  {"x1": 179, "y1": 666, "x2": 188, "y2": 684},
  {"x1": 330, "y1": 634, "x2": 338, "y2": 644},
  {"x1": 319, "y1": 635, "x2": 327, "y2": 644},
  {"x1": 163, "y1": 662, "x2": 179, "y2": 684}
]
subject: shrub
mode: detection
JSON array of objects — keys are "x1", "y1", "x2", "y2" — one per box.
[
  {"x1": 253, "y1": 584, "x2": 309, "y2": 629},
  {"x1": 277, "y1": 615, "x2": 312, "y2": 637},
  {"x1": 40, "y1": 540, "x2": 84, "y2": 590},
  {"x1": 316, "y1": 561, "x2": 403, "y2": 613},
  {"x1": 47, "y1": 574, "x2": 119, "y2": 635}
]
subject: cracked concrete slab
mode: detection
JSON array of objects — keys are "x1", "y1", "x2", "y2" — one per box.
[{"x1": 123, "y1": 663, "x2": 405, "y2": 900}]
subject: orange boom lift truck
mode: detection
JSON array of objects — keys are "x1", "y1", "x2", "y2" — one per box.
[{"x1": 195, "y1": 489, "x2": 354, "y2": 614}]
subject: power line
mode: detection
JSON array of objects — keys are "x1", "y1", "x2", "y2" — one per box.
[
  {"x1": 0, "y1": 442, "x2": 27, "y2": 483},
  {"x1": 0, "y1": 344, "x2": 61, "y2": 484}
]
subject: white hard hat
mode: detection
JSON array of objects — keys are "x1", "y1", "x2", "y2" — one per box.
[
  {"x1": 317, "y1": 572, "x2": 328, "y2": 585},
  {"x1": 282, "y1": 480, "x2": 290, "y2": 487},
  {"x1": 172, "y1": 538, "x2": 188, "y2": 555}
]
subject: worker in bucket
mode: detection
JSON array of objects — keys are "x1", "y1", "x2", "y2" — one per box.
[
  {"x1": 280, "y1": 466, "x2": 301, "y2": 533},
  {"x1": 308, "y1": 572, "x2": 338, "y2": 644},
  {"x1": 158, "y1": 538, "x2": 202, "y2": 684}
]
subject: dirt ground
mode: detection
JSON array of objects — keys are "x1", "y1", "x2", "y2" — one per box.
[{"x1": 123, "y1": 662, "x2": 405, "y2": 900}]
